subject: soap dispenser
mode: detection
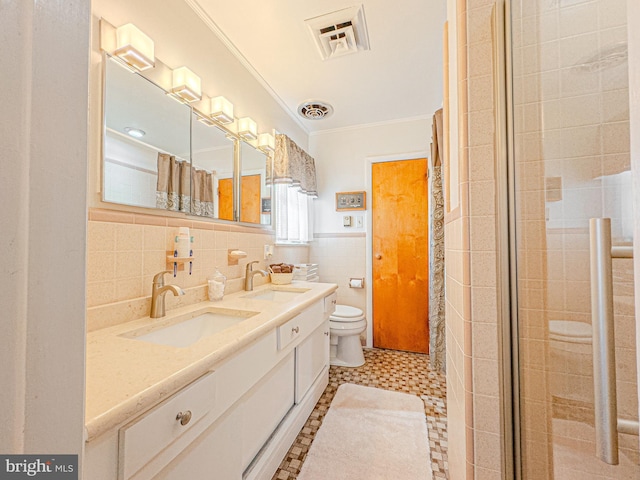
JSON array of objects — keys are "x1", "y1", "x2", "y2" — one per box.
[{"x1": 208, "y1": 268, "x2": 227, "y2": 301}]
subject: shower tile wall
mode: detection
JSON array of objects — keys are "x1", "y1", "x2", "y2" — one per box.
[
  {"x1": 86, "y1": 209, "x2": 274, "y2": 330},
  {"x1": 512, "y1": 0, "x2": 636, "y2": 477}
]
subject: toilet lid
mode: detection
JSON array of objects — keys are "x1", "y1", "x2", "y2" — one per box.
[
  {"x1": 549, "y1": 320, "x2": 592, "y2": 339},
  {"x1": 331, "y1": 305, "x2": 364, "y2": 321}
]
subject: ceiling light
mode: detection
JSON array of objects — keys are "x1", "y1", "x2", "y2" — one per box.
[
  {"x1": 171, "y1": 66, "x2": 202, "y2": 102},
  {"x1": 237, "y1": 117, "x2": 258, "y2": 141},
  {"x1": 114, "y1": 23, "x2": 155, "y2": 71},
  {"x1": 210, "y1": 96, "x2": 234, "y2": 124},
  {"x1": 124, "y1": 127, "x2": 146, "y2": 138},
  {"x1": 257, "y1": 133, "x2": 275, "y2": 153}
]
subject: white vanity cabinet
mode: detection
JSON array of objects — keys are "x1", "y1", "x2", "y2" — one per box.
[{"x1": 85, "y1": 293, "x2": 336, "y2": 480}]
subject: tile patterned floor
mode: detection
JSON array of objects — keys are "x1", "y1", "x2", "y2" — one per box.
[{"x1": 272, "y1": 348, "x2": 448, "y2": 479}]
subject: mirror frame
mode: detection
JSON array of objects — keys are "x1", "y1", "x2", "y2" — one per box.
[{"x1": 100, "y1": 52, "x2": 273, "y2": 228}]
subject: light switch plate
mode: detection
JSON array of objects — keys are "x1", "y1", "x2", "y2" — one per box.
[{"x1": 355, "y1": 216, "x2": 363, "y2": 228}]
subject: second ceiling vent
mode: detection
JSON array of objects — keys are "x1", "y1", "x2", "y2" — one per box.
[{"x1": 305, "y1": 5, "x2": 370, "y2": 61}]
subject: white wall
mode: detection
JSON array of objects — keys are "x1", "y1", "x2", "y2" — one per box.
[
  {"x1": 0, "y1": 0, "x2": 89, "y2": 460},
  {"x1": 310, "y1": 118, "x2": 432, "y2": 234}
]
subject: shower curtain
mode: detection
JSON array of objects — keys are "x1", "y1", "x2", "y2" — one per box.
[
  {"x1": 429, "y1": 109, "x2": 446, "y2": 372},
  {"x1": 156, "y1": 153, "x2": 215, "y2": 216}
]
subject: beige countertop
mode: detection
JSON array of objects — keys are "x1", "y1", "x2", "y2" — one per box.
[{"x1": 85, "y1": 281, "x2": 338, "y2": 442}]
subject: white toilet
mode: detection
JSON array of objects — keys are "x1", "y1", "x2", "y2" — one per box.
[{"x1": 329, "y1": 305, "x2": 367, "y2": 367}]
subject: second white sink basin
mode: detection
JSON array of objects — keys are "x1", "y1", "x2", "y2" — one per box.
[
  {"x1": 122, "y1": 308, "x2": 259, "y2": 348},
  {"x1": 242, "y1": 286, "x2": 310, "y2": 303}
]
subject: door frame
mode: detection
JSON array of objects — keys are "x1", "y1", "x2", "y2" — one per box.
[{"x1": 364, "y1": 149, "x2": 430, "y2": 348}]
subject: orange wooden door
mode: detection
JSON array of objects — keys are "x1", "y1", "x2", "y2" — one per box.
[
  {"x1": 372, "y1": 158, "x2": 429, "y2": 353},
  {"x1": 240, "y1": 174, "x2": 261, "y2": 224},
  {"x1": 218, "y1": 178, "x2": 233, "y2": 220}
]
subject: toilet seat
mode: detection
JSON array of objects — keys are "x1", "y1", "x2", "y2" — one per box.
[
  {"x1": 330, "y1": 305, "x2": 365, "y2": 322},
  {"x1": 549, "y1": 320, "x2": 592, "y2": 344}
]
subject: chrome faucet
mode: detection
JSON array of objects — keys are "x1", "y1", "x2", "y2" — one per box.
[
  {"x1": 244, "y1": 261, "x2": 269, "y2": 291},
  {"x1": 150, "y1": 271, "x2": 185, "y2": 318}
]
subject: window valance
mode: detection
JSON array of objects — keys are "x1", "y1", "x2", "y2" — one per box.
[{"x1": 268, "y1": 134, "x2": 318, "y2": 197}]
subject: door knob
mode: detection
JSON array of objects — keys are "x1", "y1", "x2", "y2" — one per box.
[{"x1": 375, "y1": 253, "x2": 382, "y2": 260}]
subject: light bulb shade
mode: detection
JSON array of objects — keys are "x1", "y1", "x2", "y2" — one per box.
[
  {"x1": 258, "y1": 133, "x2": 275, "y2": 152},
  {"x1": 238, "y1": 117, "x2": 258, "y2": 140},
  {"x1": 210, "y1": 96, "x2": 234, "y2": 124},
  {"x1": 114, "y1": 23, "x2": 155, "y2": 71},
  {"x1": 172, "y1": 66, "x2": 202, "y2": 102}
]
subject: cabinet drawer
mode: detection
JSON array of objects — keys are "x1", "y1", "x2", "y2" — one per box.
[
  {"x1": 324, "y1": 292, "x2": 337, "y2": 315},
  {"x1": 118, "y1": 372, "x2": 216, "y2": 480},
  {"x1": 276, "y1": 301, "x2": 323, "y2": 351}
]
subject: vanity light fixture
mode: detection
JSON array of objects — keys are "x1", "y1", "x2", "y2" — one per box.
[
  {"x1": 237, "y1": 117, "x2": 258, "y2": 141},
  {"x1": 257, "y1": 133, "x2": 275, "y2": 153},
  {"x1": 114, "y1": 23, "x2": 155, "y2": 71},
  {"x1": 210, "y1": 96, "x2": 234, "y2": 124},
  {"x1": 171, "y1": 66, "x2": 202, "y2": 103},
  {"x1": 124, "y1": 127, "x2": 146, "y2": 138},
  {"x1": 195, "y1": 111, "x2": 216, "y2": 127}
]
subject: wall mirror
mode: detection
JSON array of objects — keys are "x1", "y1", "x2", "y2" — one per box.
[
  {"x1": 190, "y1": 113, "x2": 235, "y2": 219},
  {"x1": 102, "y1": 54, "x2": 272, "y2": 227},
  {"x1": 103, "y1": 55, "x2": 192, "y2": 211},
  {"x1": 239, "y1": 141, "x2": 271, "y2": 225}
]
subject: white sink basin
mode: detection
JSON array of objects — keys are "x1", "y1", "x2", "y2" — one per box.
[
  {"x1": 242, "y1": 287, "x2": 310, "y2": 303},
  {"x1": 122, "y1": 308, "x2": 259, "y2": 348}
]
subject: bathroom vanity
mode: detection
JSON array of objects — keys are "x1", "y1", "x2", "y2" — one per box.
[{"x1": 84, "y1": 282, "x2": 337, "y2": 480}]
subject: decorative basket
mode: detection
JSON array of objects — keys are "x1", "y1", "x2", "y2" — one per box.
[{"x1": 269, "y1": 268, "x2": 294, "y2": 285}]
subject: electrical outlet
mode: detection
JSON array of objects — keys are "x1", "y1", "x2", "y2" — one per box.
[{"x1": 355, "y1": 216, "x2": 363, "y2": 228}]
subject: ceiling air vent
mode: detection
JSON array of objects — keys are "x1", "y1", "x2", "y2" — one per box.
[
  {"x1": 298, "y1": 101, "x2": 334, "y2": 120},
  {"x1": 305, "y1": 5, "x2": 370, "y2": 61}
]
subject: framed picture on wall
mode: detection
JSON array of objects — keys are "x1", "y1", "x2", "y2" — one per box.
[{"x1": 336, "y1": 191, "x2": 366, "y2": 211}]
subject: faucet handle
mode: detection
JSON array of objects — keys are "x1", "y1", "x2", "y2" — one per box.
[{"x1": 153, "y1": 270, "x2": 173, "y2": 284}]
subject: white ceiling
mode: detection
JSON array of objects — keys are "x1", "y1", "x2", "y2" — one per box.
[{"x1": 186, "y1": 0, "x2": 447, "y2": 134}]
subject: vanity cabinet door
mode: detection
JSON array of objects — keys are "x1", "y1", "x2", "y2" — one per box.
[
  {"x1": 295, "y1": 320, "x2": 330, "y2": 404},
  {"x1": 240, "y1": 351, "x2": 295, "y2": 470}
]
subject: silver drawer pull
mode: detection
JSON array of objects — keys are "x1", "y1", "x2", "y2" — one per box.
[
  {"x1": 291, "y1": 326, "x2": 300, "y2": 334},
  {"x1": 176, "y1": 410, "x2": 192, "y2": 426}
]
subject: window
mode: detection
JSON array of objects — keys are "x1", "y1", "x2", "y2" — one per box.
[{"x1": 274, "y1": 184, "x2": 314, "y2": 243}]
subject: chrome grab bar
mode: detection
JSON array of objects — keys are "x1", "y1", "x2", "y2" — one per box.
[{"x1": 589, "y1": 218, "x2": 639, "y2": 466}]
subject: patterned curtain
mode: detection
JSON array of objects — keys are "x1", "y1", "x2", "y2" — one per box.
[
  {"x1": 156, "y1": 153, "x2": 215, "y2": 216},
  {"x1": 269, "y1": 134, "x2": 318, "y2": 197},
  {"x1": 429, "y1": 109, "x2": 446, "y2": 372},
  {"x1": 156, "y1": 153, "x2": 190, "y2": 212},
  {"x1": 190, "y1": 168, "x2": 215, "y2": 217}
]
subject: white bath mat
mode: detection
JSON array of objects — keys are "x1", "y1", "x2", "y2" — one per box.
[{"x1": 297, "y1": 383, "x2": 432, "y2": 480}]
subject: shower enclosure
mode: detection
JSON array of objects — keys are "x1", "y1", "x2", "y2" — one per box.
[{"x1": 508, "y1": 0, "x2": 639, "y2": 477}]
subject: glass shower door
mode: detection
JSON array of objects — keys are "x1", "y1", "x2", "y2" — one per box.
[{"x1": 510, "y1": 0, "x2": 639, "y2": 478}]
